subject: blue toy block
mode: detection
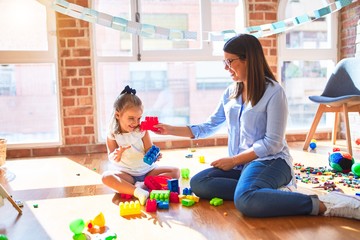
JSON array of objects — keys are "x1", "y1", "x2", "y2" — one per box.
[
  {"x1": 143, "y1": 145, "x2": 160, "y2": 165},
  {"x1": 182, "y1": 187, "x2": 192, "y2": 195},
  {"x1": 157, "y1": 201, "x2": 169, "y2": 209},
  {"x1": 167, "y1": 179, "x2": 179, "y2": 193}
]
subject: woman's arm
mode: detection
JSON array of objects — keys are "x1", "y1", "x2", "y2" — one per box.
[
  {"x1": 211, "y1": 147, "x2": 258, "y2": 171},
  {"x1": 155, "y1": 124, "x2": 195, "y2": 138}
]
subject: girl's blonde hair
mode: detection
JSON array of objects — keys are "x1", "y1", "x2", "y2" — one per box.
[{"x1": 109, "y1": 86, "x2": 143, "y2": 135}]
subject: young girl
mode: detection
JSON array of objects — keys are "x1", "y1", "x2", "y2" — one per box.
[{"x1": 102, "y1": 85, "x2": 179, "y2": 205}]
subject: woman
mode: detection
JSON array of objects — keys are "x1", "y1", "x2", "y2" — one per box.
[{"x1": 155, "y1": 34, "x2": 360, "y2": 219}]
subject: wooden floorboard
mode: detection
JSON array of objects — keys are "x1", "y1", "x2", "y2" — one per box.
[{"x1": 1, "y1": 141, "x2": 360, "y2": 240}]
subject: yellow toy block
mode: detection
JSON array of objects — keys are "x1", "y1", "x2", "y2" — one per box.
[
  {"x1": 185, "y1": 195, "x2": 200, "y2": 202},
  {"x1": 198, "y1": 156, "x2": 205, "y2": 163},
  {"x1": 119, "y1": 200, "x2": 141, "y2": 216}
]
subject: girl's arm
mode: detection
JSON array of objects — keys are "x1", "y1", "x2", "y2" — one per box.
[
  {"x1": 141, "y1": 130, "x2": 153, "y2": 152},
  {"x1": 106, "y1": 137, "x2": 130, "y2": 162}
]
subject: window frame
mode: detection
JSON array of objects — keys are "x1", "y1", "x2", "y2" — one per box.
[
  {"x1": 277, "y1": 0, "x2": 338, "y2": 133},
  {"x1": 0, "y1": 3, "x2": 61, "y2": 148}
]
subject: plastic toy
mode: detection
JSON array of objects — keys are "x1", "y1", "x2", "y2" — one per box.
[
  {"x1": 356, "y1": 138, "x2": 360, "y2": 145},
  {"x1": 0, "y1": 235, "x2": 8, "y2": 240},
  {"x1": 351, "y1": 162, "x2": 360, "y2": 176},
  {"x1": 181, "y1": 168, "x2": 190, "y2": 179},
  {"x1": 185, "y1": 154, "x2": 193, "y2": 158},
  {"x1": 119, "y1": 200, "x2": 141, "y2": 216},
  {"x1": 144, "y1": 175, "x2": 170, "y2": 190},
  {"x1": 69, "y1": 218, "x2": 85, "y2": 235},
  {"x1": 145, "y1": 199, "x2": 157, "y2": 212},
  {"x1": 309, "y1": 139, "x2": 317, "y2": 150},
  {"x1": 143, "y1": 145, "x2": 160, "y2": 165},
  {"x1": 167, "y1": 179, "x2": 179, "y2": 193},
  {"x1": 86, "y1": 212, "x2": 106, "y2": 234},
  {"x1": 182, "y1": 187, "x2": 192, "y2": 195},
  {"x1": 150, "y1": 190, "x2": 170, "y2": 201},
  {"x1": 140, "y1": 116, "x2": 159, "y2": 131},
  {"x1": 158, "y1": 201, "x2": 169, "y2": 209},
  {"x1": 169, "y1": 192, "x2": 180, "y2": 203},
  {"x1": 120, "y1": 193, "x2": 132, "y2": 199},
  {"x1": 198, "y1": 156, "x2": 205, "y2": 163},
  {"x1": 328, "y1": 151, "x2": 354, "y2": 173},
  {"x1": 181, "y1": 198, "x2": 195, "y2": 207},
  {"x1": 210, "y1": 197, "x2": 223, "y2": 206}
]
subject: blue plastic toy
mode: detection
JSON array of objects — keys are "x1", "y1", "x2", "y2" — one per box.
[{"x1": 143, "y1": 145, "x2": 160, "y2": 165}]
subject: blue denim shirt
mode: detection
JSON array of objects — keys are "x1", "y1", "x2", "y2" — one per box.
[{"x1": 189, "y1": 80, "x2": 293, "y2": 170}]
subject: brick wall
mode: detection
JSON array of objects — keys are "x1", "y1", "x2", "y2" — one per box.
[{"x1": 6, "y1": 0, "x2": 360, "y2": 158}]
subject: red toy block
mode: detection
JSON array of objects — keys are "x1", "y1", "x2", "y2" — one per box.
[
  {"x1": 120, "y1": 193, "x2": 133, "y2": 199},
  {"x1": 144, "y1": 176, "x2": 170, "y2": 190},
  {"x1": 145, "y1": 199, "x2": 157, "y2": 212},
  {"x1": 356, "y1": 138, "x2": 360, "y2": 145},
  {"x1": 140, "y1": 116, "x2": 159, "y2": 131}
]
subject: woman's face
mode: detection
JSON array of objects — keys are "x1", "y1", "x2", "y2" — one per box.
[
  {"x1": 223, "y1": 52, "x2": 247, "y2": 83},
  {"x1": 116, "y1": 106, "x2": 143, "y2": 133}
]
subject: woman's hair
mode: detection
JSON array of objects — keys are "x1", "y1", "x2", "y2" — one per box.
[
  {"x1": 110, "y1": 85, "x2": 143, "y2": 134},
  {"x1": 223, "y1": 34, "x2": 277, "y2": 106}
]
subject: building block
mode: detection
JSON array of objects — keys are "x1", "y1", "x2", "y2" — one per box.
[
  {"x1": 144, "y1": 175, "x2": 170, "y2": 190},
  {"x1": 157, "y1": 201, "x2": 169, "y2": 209},
  {"x1": 169, "y1": 192, "x2": 180, "y2": 203},
  {"x1": 119, "y1": 200, "x2": 141, "y2": 216},
  {"x1": 145, "y1": 199, "x2": 157, "y2": 212},
  {"x1": 181, "y1": 168, "x2": 190, "y2": 179},
  {"x1": 143, "y1": 145, "x2": 160, "y2": 165},
  {"x1": 198, "y1": 155, "x2": 205, "y2": 163},
  {"x1": 185, "y1": 195, "x2": 199, "y2": 203},
  {"x1": 120, "y1": 193, "x2": 132, "y2": 199},
  {"x1": 182, "y1": 187, "x2": 192, "y2": 195},
  {"x1": 150, "y1": 190, "x2": 170, "y2": 202},
  {"x1": 167, "y1": 179, "x2": 179, "y2": 193},
  {"x1": 210, "y1": 197, "x2": 223, "y2": 206},
  {"x1": 140, "y1": 116, "x2": 159, "y2": 131},
  {"x1": 181, "y1": 199, "x2": 195, "y2": 207}
]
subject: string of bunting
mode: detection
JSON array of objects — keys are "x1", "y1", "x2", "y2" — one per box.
[{"x1": 37, "y1": 0, "x2": 357, "y2": 41}]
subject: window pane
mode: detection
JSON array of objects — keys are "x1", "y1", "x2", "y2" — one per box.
[
  {"x1": 281, "y1": 60, "x2": 334, "y2": 130},
  {"x1": 140, "y1": 0, "x2": 201, "y2": 50},
  {"x1": 0, "y1": 64, "x2": 60, "y2": 144},
  {"x1": 0, "y1": 0, "x2": 48, "y2": 51},
  {"x1": 96, "y1": 61, "x2": 231, "y2": 141},
  {"x1": 285, "y1": 0, "x2": 330, "y2": 49},
  {"x1": 211, "y1": 0, "x2": 243, "y2": 55},
  {"x1": 93, "y1": 0, "x2": 132, "y2": 56}
]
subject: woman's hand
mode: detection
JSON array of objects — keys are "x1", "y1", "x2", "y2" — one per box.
[
  {"x1": 211, "y1": 157, "x2": 237, "y2": 171},
  {"x1": 153, "y1": 123, "x2": 172, "y2": 135}
]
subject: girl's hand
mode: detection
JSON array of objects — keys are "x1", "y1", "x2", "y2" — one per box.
[
  {"x1": 210, "y1": 157, "x2": 236, "y2": 171},
  {"x1": 113, "y1": 145, "x2": 131, "y2": 162},
  {"x1": 156, "y1": 152, "x2": 163, "y2": 161}
]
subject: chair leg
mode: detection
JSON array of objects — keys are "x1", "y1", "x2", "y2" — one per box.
[
  {"x1": 303, "y1": 104, "x2": 325, "y2": 151},
  {"x1": 342, "y1": 103, "x2": 353, "y2": 156},
  {"x1": 332, "y1": 112, "x2": 339, "y2": 145}
]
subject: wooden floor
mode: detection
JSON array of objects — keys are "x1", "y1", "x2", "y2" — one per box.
[{"x1": 1, "y1": 141, "x2": 360, "y2": 240}]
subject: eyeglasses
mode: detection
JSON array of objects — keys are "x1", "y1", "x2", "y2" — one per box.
[{"x1": 223, "y1": 58, "x2": 240, "y2": 68}]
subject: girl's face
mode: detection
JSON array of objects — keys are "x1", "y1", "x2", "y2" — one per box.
[
  {"x1": 223, "y1": 52, "x2": 247, "y2": 83},
  {"x1": 116, "y1": 106, "x2": 143, "y2": 133}
]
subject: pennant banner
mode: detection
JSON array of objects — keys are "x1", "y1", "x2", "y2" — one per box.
[{"x1": 37, "y1": 0, "x2": 357, "y2": 41}]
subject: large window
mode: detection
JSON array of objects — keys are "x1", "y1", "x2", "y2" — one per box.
[
  {"x1": 278, "y1": 0, "x2": 337, "y2": 131},
  {"x1": 94, "y1": 0, "x2": 245, "y2": 141},
  {"x1": 0, "y1": 0, "x2": 59, "y2": 146}
]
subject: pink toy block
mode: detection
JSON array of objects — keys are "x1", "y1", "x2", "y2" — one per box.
[
  {"x1": 169, "y1": 192, "x2": 180, "y2": 203},
  {"x1": 145, "y1": 199, "x2": 157, "y2": 212},
  {"x1": 140, "y1": 116, "x2": 159, "y2": 131},
  {"x1": 119, "y1": 200, "x2": 141, "y2": 216}
]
